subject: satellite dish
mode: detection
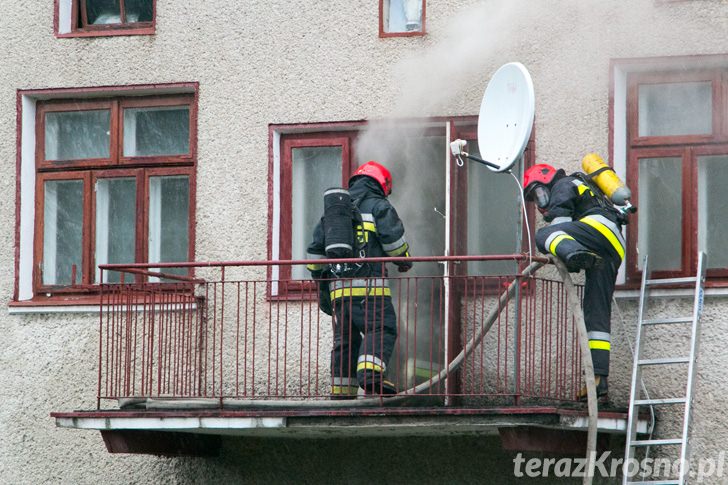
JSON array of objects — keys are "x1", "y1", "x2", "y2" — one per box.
[{"x1": 477, "y1": 62, "x2": 535, "y2": 172}]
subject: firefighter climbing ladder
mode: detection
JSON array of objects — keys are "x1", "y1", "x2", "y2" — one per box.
[{"x1": 623, "y1": 252, "x2": 707, "y2": 485}]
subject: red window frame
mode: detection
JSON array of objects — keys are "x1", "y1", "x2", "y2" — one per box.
[
  {"x1": 37, "y1": 95, "x2": 195, "y2": 170},
  {"x1": 276, "y1": 133, "x2": 354, "y2": 296},
  {"x1": 118, "y1": 97, "x2": 196, "y2": 166},
  {"x1": 32, "y1": 93, "x2": 196, "y2": 296},
  {"x1": 54, "y1": 0, "x2": 156, "y2": 38},
  {"x1": 625, "y1": 68, "x2": 728, "y2": 284},
  {"x1": 90, "y1": 168, "x2": 145, "y2": 284},
  {"x1": 37, "y1": 99, "x2": 119, "y2": 170},
  {"x1": 34, "y1": 170, "x2": 93, "y2": 291},
  {"x1": 627, "y1": 70, "x2": 724, "y2": 147},
  {"x1": 379, "y1": 0, "x2": 427, "y2": 38},
  {"x1": 142, "y1": 165, "x2": 197, "y2": 276}
]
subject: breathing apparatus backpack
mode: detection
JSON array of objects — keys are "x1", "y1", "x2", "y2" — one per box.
[
  {"x1": 579, "y1": 153, "x2": 637, "y2": 219},
  {"x1": 571, "y1": 172, "x2": 630, "y2": 225},
  {"x1": 322, "y1": 187, "x2": 366, "y2": 277}
]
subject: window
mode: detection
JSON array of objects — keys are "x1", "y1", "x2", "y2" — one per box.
[
  {"x1": 625, "y1": 68, "x2": 728, "y2": 281},
  {"x1": 379, "y1": 0, "x2": 426, "y2": 37},
  {"x1": 30, "y1": 93, "x2": 195, "y2": 294},
  {"x1": 55, "y1": 0, "x2": 155, "y2": 37},
  {"x1": 284, "y1": 137, "x2": 352, "y2": 281},
  {"x1": 270, "y1": 119, "x2": 534, "y2": 293}
]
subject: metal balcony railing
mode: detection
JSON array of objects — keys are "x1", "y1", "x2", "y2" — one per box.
[{"x1": 96, "y1": 255, "x2": 584, "y2": 409}]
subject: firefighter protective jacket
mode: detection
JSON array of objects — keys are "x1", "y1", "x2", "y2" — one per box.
[
  {"x1": 542, "y1": 174, "x2": 624, "y2": 228},
  {"x1": 307, "y1": 176, "x2": 411, "y2": 278}
]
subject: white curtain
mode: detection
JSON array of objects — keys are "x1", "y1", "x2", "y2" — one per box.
[
  {"x1": 148, "y1": 177, "x2": 163, "y2": 282},
  {"x1": 387, "y1": 0, "x2": 422, "y2": 32},
  {"x1": 43, "y1": 183, "x2": 58, "y2": 284},
  {"x1": 403, "y1": 0, "x2": 422, "y2": 30},
  {"x1": 123, "y1": 109, "x2": 138, "y2": 157},
  {"x1": 95, "y1": 180, "x2": 110, "y2": 283}
]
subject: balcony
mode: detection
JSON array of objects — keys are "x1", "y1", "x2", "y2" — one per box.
[{"x1": 52, "y1": 255, "x2": 648, "y2": 455}]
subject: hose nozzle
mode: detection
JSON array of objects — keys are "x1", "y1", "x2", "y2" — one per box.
[{"x1": 619, "y1": 201, "x2": 637, "y2": 215}]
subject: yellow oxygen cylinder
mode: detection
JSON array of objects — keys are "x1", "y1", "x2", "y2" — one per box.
[{"x1": 581, "y1": 153, "x2": 632, "y2": 205}]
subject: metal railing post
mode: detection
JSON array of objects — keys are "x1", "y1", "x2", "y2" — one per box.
[{"x1": 513, "y1": 274, "x2": 522, "y2": 406}]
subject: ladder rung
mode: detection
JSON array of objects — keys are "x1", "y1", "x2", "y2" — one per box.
[
  {"x1": 631, "y1": 438, "x2": 683, "y2": 447},
  {"x1": 634, "y1": 397, "x2": 687, "y2": 406},
  {"x1": 626, "y1": 481, "x2": 680, "y2": 485},
  {"x1": 642, "y1": 317, "x2": 693, "y2": 326},
  {"x1": 646, "y1": 276, "x2": 697, "y2": 286},
  {"x1": 638, "y1": 357, "x2": 690, "y2": 366}
]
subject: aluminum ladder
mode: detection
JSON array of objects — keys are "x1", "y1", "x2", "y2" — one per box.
[{"x1": 623, "y1": 252, "x2": 706, "y2": 485}]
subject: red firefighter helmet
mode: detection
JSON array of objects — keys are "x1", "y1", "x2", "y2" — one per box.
[
  {"x1": 523, "y1": 164, "x2": 564, "y2": 193},
  {"x1": 523, "y1": 163, "x2": 565, "y2": 207},
  {"x1": 350, "y1": 161, "x2": 393, "y2": 196}
]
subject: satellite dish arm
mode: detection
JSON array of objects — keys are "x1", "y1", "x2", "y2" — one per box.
[
  {"x1": 463, "y1": 153, "x2": 501, "y2": 170},
  {"x1": 450, "y1": 139, "x2": 503, "y2": 171}
]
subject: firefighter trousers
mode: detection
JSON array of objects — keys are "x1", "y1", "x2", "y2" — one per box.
[
  {"x1": 535, "y1": 215, "x2": 625, "y2": 376},
  {"x1": 330, "y1": 293, "x2": 398, "y2": 397}
]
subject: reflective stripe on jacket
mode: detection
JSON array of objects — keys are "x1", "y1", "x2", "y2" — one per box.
[{"x1": 329, "y1": 278, "x2": 391, "y2": 301}]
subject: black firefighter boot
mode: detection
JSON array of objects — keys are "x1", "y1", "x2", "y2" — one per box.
[
  {"x1": 577, "y1": 375, "x2": 608, "y2": 403},
  {"x1": 364, "y1": 379, "x2": 398, "y2": 397},
  {"x1": 565, "y1": 250, "x2": 603, "y2": 273}
]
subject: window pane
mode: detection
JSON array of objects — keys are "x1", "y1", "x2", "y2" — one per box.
[
  {"x1": 698, "y1": 155, "x2": 728, "y2": 269},
  {"x1": 291, "y1": 146, "x2": 342, "y2": 280},
  {"x1": 637, "y1": 157, "x2": 682, "y2": 271},
  {"x1": 466, "y1": 139, "x2": 522, "y2": 275},
  {"x1": 123, "y1": 107, "x2": 190, "y2": 157},
  {"x1": 45, "y1": 110, "x2": 111, "y2": 161},
  {"x1": 638, "y1": 82, "x2": 712, "y2": 137},
  {"x1": 95, "y1": 178, "x2": 137, "y2": 283},
  {"x1": 43, "y1": 180, "x2": 84, "y2": 286},
  {"x1": 149, "y1": 176, "x2": 190, "y2": 279},
  {"x1": 124, "y1": 0, "x2": 153, "y2": 22},
  {"x1": 385, "y1": 0, "x2": 423, "y2": 32},
  {"x1": 86, "y1": 0, "x2": 121, "y2": 24}
]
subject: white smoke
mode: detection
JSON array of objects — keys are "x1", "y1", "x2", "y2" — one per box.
[{"x1": 356, "y1": 0, "x2": 670, "y2": 165}]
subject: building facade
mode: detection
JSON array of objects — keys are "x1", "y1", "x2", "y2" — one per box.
[{"x1": 3, "y1": 0, "x2": 728, "y2": 483}]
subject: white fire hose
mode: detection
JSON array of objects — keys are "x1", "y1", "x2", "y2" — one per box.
[{"x1": 551, "y1": 256, "x2": 598, "y2": 485}]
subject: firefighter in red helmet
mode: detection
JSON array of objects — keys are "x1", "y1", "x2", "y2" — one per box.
[
  {"x1": 523, "y1": 162, "x2": 626, "y2": 402},
  {"x1": 306, "y1": 161, "x2": 412, "y2": 399}
]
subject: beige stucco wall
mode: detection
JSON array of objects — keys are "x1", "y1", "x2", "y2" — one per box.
[{"x1": 3, "y1": 0, "x2": 728, "y2": 483}]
